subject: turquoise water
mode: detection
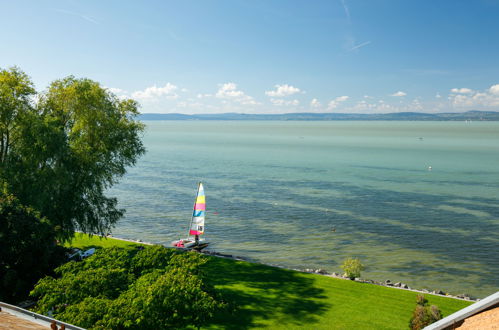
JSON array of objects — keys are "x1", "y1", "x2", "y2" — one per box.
[{"x1": 109, "y1": 121, "x2": 499, "y2": 298}]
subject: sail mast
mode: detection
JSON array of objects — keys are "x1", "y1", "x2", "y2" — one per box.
[{"x1": 187, "y1": 182, "x2": 199, "y2": 237}]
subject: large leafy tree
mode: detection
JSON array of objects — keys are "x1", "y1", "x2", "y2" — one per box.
[
  {"x1": 0, "y1": 186, "x2": 66, "y2": 302},
  {"x1": 31, "y1": 246, "x2": 226, "y2": 329},
  {"x1": 0, "y1": 67, "x2": 145, "y2": 240},
  {"x1": 0, "y1": 67, "x2": 35, "y2": 163}
]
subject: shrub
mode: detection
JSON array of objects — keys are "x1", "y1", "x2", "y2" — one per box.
[
  {"x1": 409, "y1": 294, "x2": 442, "y2": 330},
  {"x1": 340, "y1": 257, "x2": 365, "y2": 280}
]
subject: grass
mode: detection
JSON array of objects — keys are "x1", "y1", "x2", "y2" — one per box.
[
  {"x1": 67, "y1": 234, "x2": 472, "y2": 329},
  {"x1": 64, "y1": 232, "x2": 142, "y2": 249}
]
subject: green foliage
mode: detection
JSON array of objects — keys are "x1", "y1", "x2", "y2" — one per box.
[
  {"x1": 0, "y1": 186, "x2": 66, "y2": 303},
  {"x1": 409, "y1": 294, "x2": 443, "y2": 330},
  {"x1": 31, "y1": 246, "x2": 225, "y2": 329},
  {"x1": 58, "y1": 297, "x2": 111, "y2": 329},
  {"x1": 0, "y1": 67, "x2": 145, "y2": 241},
  {"x1": 340, "y1": 257, "x2": 365, "y2": 280},
  {"x1": 69, "y1": 234, "x2": 472, "y2": 330},
  {"x1": 0, "y1": 66, "x2": 36, "y2": 164},
  {"x1": 130, "y1": 244, "x2": 176, "y2": 276}
]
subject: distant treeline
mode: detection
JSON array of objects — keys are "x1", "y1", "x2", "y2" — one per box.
[{"x1": 139, "y1": 110, "x2": 499, "y2": 121}]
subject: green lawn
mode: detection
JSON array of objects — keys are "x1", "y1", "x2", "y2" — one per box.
[
  {"x1": 67, "y1": 234, "x2": 472, "y2": 329},
  {"x1": 64, "y1": 232, "x2": 143, "y2": 249}
]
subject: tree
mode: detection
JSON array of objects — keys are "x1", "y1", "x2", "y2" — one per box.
[
  {"x1": 409, "y1": 294, "x2": 442, "y2": 330},
  {"x1": 0, "y1": 67, "x2": 145, "y2": 241},
  {"x1": 0, "y1": 66, "x2": 35, "y2": 164},
  {"x1": 0, "y1": 185, "x2": 66, "y2": 303},
  {"x1": 340, "y1": 257, "x2": 365, "y2": 280},
  {"x1": 31, "y1": 246, "x2": 226, "y2": 329}
]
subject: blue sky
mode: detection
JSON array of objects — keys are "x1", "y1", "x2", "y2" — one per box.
[{"x1": 1, "y1": 0, "x2": 499, "y2": 114}]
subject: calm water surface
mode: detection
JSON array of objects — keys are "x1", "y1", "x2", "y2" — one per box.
[{"x1": 109, "y1": 121, "x2": 499, "y2": 298}]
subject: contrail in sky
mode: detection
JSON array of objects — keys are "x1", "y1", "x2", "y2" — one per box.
[
  {"x1": 349, "y1": 41, "x2": 372, "y2": 51},
  {"x1": 341, "y1": 0, "x2": 351, "y2": 23},
  {"x1": 54, "y1": 8, "x2": 99, "y2": 25}
]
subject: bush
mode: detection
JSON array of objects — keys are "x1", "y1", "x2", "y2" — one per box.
[
  {"x1": 340, "y1": 257, "x2": 365, "y2": 280},
  {"x1": 409, "y1": 294, "x2": 442, "y2": 330}
]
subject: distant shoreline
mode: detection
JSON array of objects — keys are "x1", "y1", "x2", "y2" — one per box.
[{"x1": 139, "y1": 110, "x2": 499, "y2": 121}]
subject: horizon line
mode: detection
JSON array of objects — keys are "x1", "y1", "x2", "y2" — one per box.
[{"x1": 139, "y1": 110, "x2": 498, "y2": 116}]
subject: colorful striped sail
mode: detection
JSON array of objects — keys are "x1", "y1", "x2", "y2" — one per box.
[{"x1": 189, "y1": 182, "x2": 205, "y2": 236}]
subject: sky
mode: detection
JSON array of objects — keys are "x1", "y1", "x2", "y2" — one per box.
[{"x1": 1, "y1": 0, "x2": 499, "y2": 114}]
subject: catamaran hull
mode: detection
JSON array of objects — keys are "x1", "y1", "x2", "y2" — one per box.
[{"x1": 171, "y1": 239, "x2": 210, "y2": 251}]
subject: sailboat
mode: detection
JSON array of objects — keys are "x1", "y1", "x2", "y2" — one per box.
[{"x1": 171, "y1": 182, "x2": 209, "y2": 250}]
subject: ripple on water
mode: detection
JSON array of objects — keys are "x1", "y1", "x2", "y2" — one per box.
[{"x1": 110, "y1": 121, "x2": 499, "y2": 298}]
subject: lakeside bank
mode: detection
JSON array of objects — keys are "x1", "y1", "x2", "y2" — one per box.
[
  {"x1": 65, "y1": 233, "x2": 473, "y2": 329},
  {"x1": 72, "y1": 233, "x2": 478, "y2": 302}
]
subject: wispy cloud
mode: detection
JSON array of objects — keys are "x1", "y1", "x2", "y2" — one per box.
[
  {"x1": 53, "y1": 8, "x2": 99, "y2": 25},
  {"x1": 450, "y1": 88, "x2": 473, "y2": 94},
  {"x1": 327, "y1": 95, "x2": 349, "y2": 110},
  {"x1": 403, "y1": 68, "x2": 450, "y2": 76},
  {"x1": 341, "y1": 0, "x2": 351, "y2": 23},
  {"x1": 270, "y1": 99, "x2": 299, "y2": 106},
  {"x1": 349, "y1": 41, "x2": 371, "y2": 52}
]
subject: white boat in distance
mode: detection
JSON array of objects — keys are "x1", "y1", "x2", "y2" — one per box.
[{"x1": 171, "y1": 182, "x2": 209, "y2": 250}]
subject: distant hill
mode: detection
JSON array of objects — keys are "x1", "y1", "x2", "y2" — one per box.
[{"x1": 139, "y1": 110, "x2": 499, "y2": 121}]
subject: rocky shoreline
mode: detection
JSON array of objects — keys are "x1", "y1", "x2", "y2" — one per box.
[
  {"x1": 200, "y1": 250, "x2": 478, "y2": 302},
  {"x1": 106, "y1": 235, "x2": 479, "y2": 302}
]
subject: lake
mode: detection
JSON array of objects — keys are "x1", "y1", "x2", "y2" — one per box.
[{"x1": 109, "y1": 121, "x2": 499, "y2": 298}]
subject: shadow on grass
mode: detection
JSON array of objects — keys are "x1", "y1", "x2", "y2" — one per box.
[{"x1": 204, "y1": 257, "x2": 329, "y2": 329}]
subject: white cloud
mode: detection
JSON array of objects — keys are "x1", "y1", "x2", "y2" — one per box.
[
  {"x1": 265, "y1": 84, "x2": 301, "y2": 97},
  {"x1": 105, "y1": 87, "x2": 129, "y2": 100},
  {"x1": 132, "y1": 83, "x2": 178, "y2": 100},
  {"x1": 391, "y1": 91, "x2": 407, "y2": 97},
  {"x1": 216, "y1": 82, "x2": 243, "y2": 98},
  {"x1": 310, "y1": 98, "x2": 321, "y2": 108},
  {"x1": 449, "y1": 84, "x2": 499, "y2": 108},
  {"x1": 216, "y1": 82, "x2": 257, "y2": 105},
  {"x1": 327, "y1": 96, "x2": 349, "y2": 110},
  {"x1": 107, "y1": 87, "x2": 125, "y2": 95},
  {"x1": 435, "y1": 93, "x2": 442, "y2": 98},
  {"x1": 270, "y1": 98, "x2": 299, "y2": 106},
  {"x1": 342, "y1": 96, "x2": 429, "y2": 114},
  {"x1": 450, "y1": 87, "x2": 473, "y2": 94},
  {"x1": 410, "y1": 98, "x2": 423, "y2": 111},
  {"x1": 346, "y1": 100, "x2": 394, "y2": 113},
  {"x1": 489, "y1": 84, "x2": 499, "y2": 95}
]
